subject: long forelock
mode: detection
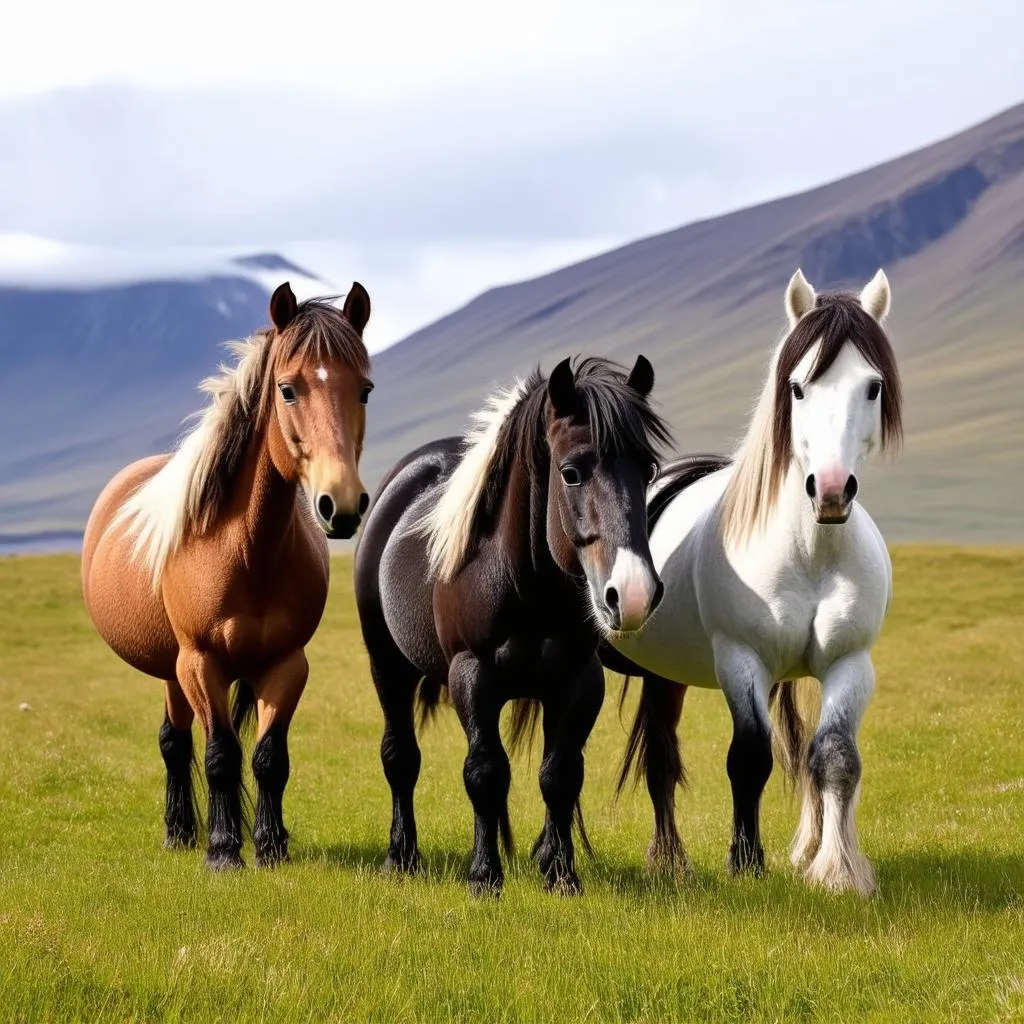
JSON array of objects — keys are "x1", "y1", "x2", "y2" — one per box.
[{"x1": 722, "y1": 291, "x2": 901, "y2": 546}]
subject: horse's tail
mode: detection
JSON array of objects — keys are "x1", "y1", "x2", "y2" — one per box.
[
  {"x1": 414, "y1": 677, "x2": 445, "y2": 732},
  {"x1": 231, "y1": 678, "x2": 258, "y2": 738},
  {"x1": 506, "y1": 698, "x2": 542, "y2": 759},
  {"x1": 615, "y1": 674, "x2": 687, "y2": 801},
  {"x1": 769, "y1": 680, "x2": 811, "y2": 788}
]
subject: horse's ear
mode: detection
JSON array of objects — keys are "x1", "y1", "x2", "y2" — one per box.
[
  {"x1": 626, "y1": 354, "x2": 654, "y2": 398},
  {"x1": 343, "y1": 281, "x2": 371, "y2": 336},
  {"x1": 269, "y1": 282, "x2": 298, "y2": 331},
  {"x1": 859, "y1": 269, "x2": 891, "y2": 323},
  {"x1": 547, "y1": 357, "x2": 577, "y2": 416},
  {"x1": 785, "y1": 268, "x2": 816, "y2": 328}
]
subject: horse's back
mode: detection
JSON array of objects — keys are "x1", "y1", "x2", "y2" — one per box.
[
  {"x1": 82, "y1": 454, "x2": 178, "y2": 681},
  {"x1": 355, "y1": 439, "x2": 461, "y2": 680}
]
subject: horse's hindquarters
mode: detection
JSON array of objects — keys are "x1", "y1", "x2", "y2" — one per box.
[{"x1": 82, "y1": 456, "x2": 179, "y2": 681}]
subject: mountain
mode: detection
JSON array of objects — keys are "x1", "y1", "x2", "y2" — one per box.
[
  {"x1": 362, "y1": 101, "x2": 1024, "y2": 543},
  {"x1": 0, "y1": 246, "x2": 326, "y2": 543},
  {"x1": 2, "y1": 101, "x2": 1023, "y2": 547}
]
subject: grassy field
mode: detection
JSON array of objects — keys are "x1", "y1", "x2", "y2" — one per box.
[{"x1": 0, "y1": 548, "x2": 1022, "y2": 1023}]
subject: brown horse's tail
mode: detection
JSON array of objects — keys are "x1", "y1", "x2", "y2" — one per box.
[
  {"x1": 615, "y1": 675, "x2": 687, "y2": 799},
  {"x1": 768, "y1": 680, "x2": 811, "y2": 789},
  {"x1": 231, "y1": 678, "x2": 258, "y2": 739},
  {"x1": 413, "y1": 677, "x2": 445, "y2": 732}
]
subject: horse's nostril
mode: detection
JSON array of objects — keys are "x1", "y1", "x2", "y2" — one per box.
[
  {"x1": 358, "y1": 492, "x2": 370, "y2": 515},
  {"x1": 317, "y1": 494, "x2": 336, "y2": 523},
  {"x1": 651, "y1": 579, "x2": 665, "y2": 613},
  {"x1": 805, "y1": 474, "x2": 816, "y2": 499},
  {"x1": 844, "y1": 474, "x2": 859, "y2": 502},
  {"x1": 604, "y1": 584, "x2": 619, "y2": 611}
]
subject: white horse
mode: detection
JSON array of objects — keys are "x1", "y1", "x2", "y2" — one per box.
[{"x1": 607, "y1": 268, "x2": 903, "y2": 896}]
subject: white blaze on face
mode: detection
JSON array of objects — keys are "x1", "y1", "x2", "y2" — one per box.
[
  {"x1": 606, "y1": 547, "x2": 658, "y2": 633},
  {"x1": 315, "y1": 366, "x2": 328, "y2": 382}
]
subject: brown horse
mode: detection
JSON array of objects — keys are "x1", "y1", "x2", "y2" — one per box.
[{"x1": 81, "y1": 281, "x2": 372, "y2": 869}]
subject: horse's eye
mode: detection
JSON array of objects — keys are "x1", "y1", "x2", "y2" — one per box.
[
  {"x1": 790, "y1": 382, "x2": 805, "y2": 401},
  {"x1": 561, "y1": 465, "x2": 583, "y2": 487},
  {"x1": 867, "y1": 381, "x2": 881, "y2": 401},
  {"x1": 360, "y1": 385, "x2": 373, "y2": 405},
  {"x1": 279, "y1": 383, "x2": 297, "y2": 405}
]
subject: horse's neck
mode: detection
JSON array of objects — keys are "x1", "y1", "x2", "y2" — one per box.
[
  {"x1": 760, "y1": 464, "x2": 851, "y2": 568},
  {"x1": 230, "y1": 421, "x2": 299, "y2": 557},
  {"x1": 499, "y1": 456, "x2": 568, "y2": 584}
]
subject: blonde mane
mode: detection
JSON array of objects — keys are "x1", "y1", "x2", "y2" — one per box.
[
  {"x1": 720, "y1": 343, "x2": 786, "y2": 546},
  {"x1": 112, "y1": 299, "x2": 370, "y2": 590},
  {"x1": 420, "y1": 379, "x2": 529, "y2": 583},
  {"x1": 111, "y1": 333, "x2": 275, "y2": 590}
]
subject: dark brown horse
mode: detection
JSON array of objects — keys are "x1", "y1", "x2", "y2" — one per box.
[
  {"x1": 354, "y1": 355, "x2": 671, "y2": 895},
  {"x1": 82, "y1": 281, "x2": 372, "y2": 868}
]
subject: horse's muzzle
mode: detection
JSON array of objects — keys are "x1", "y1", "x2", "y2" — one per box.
[{"x1": 324, "y1": 513, "x2": 362, "y2": 540}]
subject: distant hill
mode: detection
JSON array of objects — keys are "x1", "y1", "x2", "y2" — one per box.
[
  {"x1": 363, "y1": 101, "x2": 1024, "y2": 543},
  {"x1": 2, "y1": 101, "x2": 1023, "y2": 547},
  {"x1": 0, "y1": 251, "x2": 325, "y2": 543}
]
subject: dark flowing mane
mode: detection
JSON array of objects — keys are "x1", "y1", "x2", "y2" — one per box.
[
  {"x1": 423, "y1": 355, "x2": 672, "y2": 582},
  {"x1": 114, "y1": 296, "x2": 370, "y2": 588},
  {"x1": 722, "y1": 291, "x2": 902, "y2": 544}
]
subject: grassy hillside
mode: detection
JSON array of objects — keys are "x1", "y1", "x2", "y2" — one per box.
[
  {"x1": 1, "y1": 549, "x2": 1022, "y2": 1021},
  {"x1": 365, "y1": 102, "x2": 1024, "y2": 543}
]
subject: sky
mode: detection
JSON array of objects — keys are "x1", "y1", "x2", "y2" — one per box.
[{"x1": 2, "y1": 0, "x2": 1023, "y2": 351}]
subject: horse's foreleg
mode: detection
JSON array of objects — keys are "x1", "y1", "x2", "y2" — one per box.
[
  {"x1": 159, "y1": 678, "x2": 197, "y2": 849},
  {"x1": 177, "y1": 648, "x2": 244, "y2": 870},
  {"x1": 533, "y1": 657, "x2": 604, "y2": 895},
  {"x1": 716, "y1": 641, "x2": 774, "y2": 876},
  {"x1": 803, "y1": 652, "x2": 876, "y2": 897},
  {"x1": 251, "y1": 649, "x2": 308, "y2": 867},
  {"x1": 449, "y1": 652, "x2": 510, "y2": 896}
]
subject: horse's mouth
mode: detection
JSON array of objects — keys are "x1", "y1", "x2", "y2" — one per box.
[{"x1": 814, "y1": 500, "x2": 852, "y2": 525}]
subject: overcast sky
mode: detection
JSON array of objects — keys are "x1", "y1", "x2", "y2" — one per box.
[{"x1": 2, "y1": 0, "x2": 1022, "y2": 350}]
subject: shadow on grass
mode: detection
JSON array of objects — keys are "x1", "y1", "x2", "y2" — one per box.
[{"x1": 876, "y1": 848, "x2": 1024, "y2": 911}]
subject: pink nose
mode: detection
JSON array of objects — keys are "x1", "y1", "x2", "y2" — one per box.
[{"x1": 805, "y1": 468, "x2": 859, "y2": 504}]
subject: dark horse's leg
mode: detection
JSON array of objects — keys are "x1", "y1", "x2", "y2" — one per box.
[
  {"x1": 160, "y1": 678, "x2": 197, "y2": 849},
  {"x1": 449, "y1": 651, "x2": 511, "y2": 896},
  {"x1": 532, "y1": 656, "x2": 605, "y2": 894},
  {"x1": 723, "y1": 676, "x2": 773, "y2": 876},
  {"x1": 178, "y1": 649, "x2": 245, "y2": 869},
  {"x1": 251, "y1": 650, "x2": 309, "y2": 866},
  {"x1": 367, "y1": 636, "x2": 424, "y2": 874}
]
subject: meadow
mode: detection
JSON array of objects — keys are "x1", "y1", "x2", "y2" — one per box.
[{"x1": 0, "y1": 548, "x2": 1022, "y2": 1023}]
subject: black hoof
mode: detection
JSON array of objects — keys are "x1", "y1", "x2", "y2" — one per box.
[
  {"x1": 468, "y1": 876, "x2": 503, "y2": 898},
  {"x1": 382, "y1": 849, "x2": 421, "y2": 876},
  {"x1": 727, "y1": 841, "x2": 765, "y2": 877},
  {"x1": 255, "y1": 847, "x2": 290, "y2": 868},
  {"x1": 164, "y1": 830, "x2": 198, "y2": 851},
  {"x1": 206, "y1": 850, "x2": 245, "y2": 871},
  {"x1": 545, "y1": 871, "x2": 582, "y2": 896}
]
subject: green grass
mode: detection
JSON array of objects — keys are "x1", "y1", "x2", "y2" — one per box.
[{"x1": 1, "y1": 549, "x2": 1022, "y2": 1023}]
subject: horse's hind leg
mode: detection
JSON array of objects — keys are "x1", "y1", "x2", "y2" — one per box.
[
  {"x1": 717, "y1": 644, "x2": 773, "y2": 876},
  {"x1": 159, "y1": 679, "x2": 197, "y2": 849},
  {"x1": 533, "y1": 657, "x2": 604, "y2": 894},
  {"x1": 366, "y1": 637, "x2": 424, "y2": 874},
  {"x1": 177, "y1": 648, "x2": 244, "y2": 869},
  {"x1": 802, "y1": 653, "x2": 876, "y2": 896},
  {"x1": 251, "y1": 650, "x2": 309, "y2": 866},
  {"x1": 449, "y1": 652, "x2": 510, "y2": 896},
  {"x1": 638, "y1": 675, "x2": 691, "y2": 879}
]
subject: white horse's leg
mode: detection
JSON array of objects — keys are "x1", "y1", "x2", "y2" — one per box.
[
  {"x1": 802, "y1": 651, "x2": 876, "y2": 896},
  {"x1": 715, "y1": 640, "x2": 774, "y2": 876}
]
